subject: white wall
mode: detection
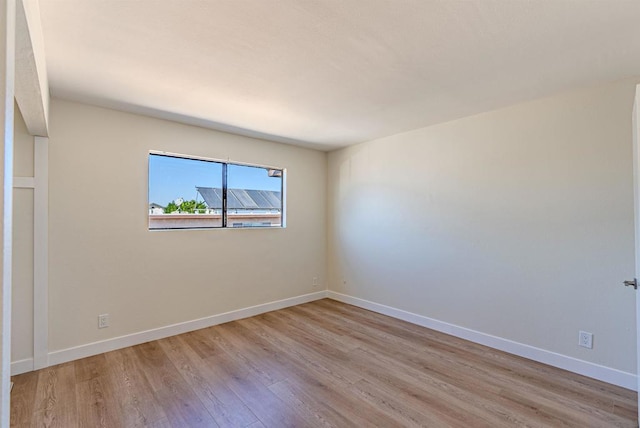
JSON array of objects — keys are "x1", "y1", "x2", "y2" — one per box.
[
  {"x1": 328, "y1": 78, "x2": 638, "y2": 375},
  {"x1": 12, "y1": 103, "x2": 34, "y2": 364},
  {"x1": 48, "y1": 99, "x2": 327, "y2": 353}
]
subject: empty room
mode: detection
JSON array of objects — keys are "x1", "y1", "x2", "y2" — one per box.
[{"x1": 2, "y1": 0, "x2": 640, "y2": 426}]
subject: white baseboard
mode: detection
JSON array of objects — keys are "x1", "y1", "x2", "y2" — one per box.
[
  {"x1": 46, "y1": 291, "x2": 328, "y2": 368},
  {"x1": 11, "y1": 358, "x2": 34, "y2": 376},
  {"x1": 327, "y1": 291, "x2": 637, "y2": 391},
  {"x1": 18, "y1": 289, "x2": 636, "y2": 391}
]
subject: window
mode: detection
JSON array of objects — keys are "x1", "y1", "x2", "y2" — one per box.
[{"x1": 148, "y1": 153, "x2": 284, "y2": 230}]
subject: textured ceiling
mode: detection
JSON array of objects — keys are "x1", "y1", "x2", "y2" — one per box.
[{"x1": 38, "y1": 0, "x2": 640, "y2": 150}]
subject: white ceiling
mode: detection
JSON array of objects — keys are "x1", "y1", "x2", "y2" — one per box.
[{"x1": 38, "y1": 0, "x2": 640, "y2": 151}]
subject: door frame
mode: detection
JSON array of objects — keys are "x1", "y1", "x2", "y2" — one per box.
[{"x1": 632, "y1": 84, "x2": 640, "y2": 420}]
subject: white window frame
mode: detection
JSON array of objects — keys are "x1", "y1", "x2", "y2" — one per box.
[{"x1": 148, "y1": 151, "x2": 286, "y2": 230}]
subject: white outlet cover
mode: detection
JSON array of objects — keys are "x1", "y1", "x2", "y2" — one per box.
[
  {"x1": 98, "y1": 314, "x2": 110, "y2": 329},
  {"x1": 578, "y1": 331, "x2": 593, "y2": 349}
]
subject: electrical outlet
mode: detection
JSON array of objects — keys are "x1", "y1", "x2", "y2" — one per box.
[
  {"x1": 312, "y1": 276, "x2": 318, "y2": 287},
  {"x1": 98, "y1": 314, "x2": 110, "y2": 329},
  {"x1": 579, "y1": 331, "x2": 593, "y2": 349}
]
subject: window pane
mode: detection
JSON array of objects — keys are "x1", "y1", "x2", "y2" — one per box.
[
  {"x1": 148, "y1": 154, "x2": 223, "y2": 229},
  {"x1": 226, "y1": 164, "x2": 283, "y2": 228}
]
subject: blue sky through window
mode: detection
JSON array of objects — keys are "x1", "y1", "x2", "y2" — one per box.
[{"x1": 149, "y1": 154, "x2": 282, "y2": 207}]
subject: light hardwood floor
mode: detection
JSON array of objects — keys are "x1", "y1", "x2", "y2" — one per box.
[{"x1": 10, "y1": 299, "x2": 638, "y2": 427}]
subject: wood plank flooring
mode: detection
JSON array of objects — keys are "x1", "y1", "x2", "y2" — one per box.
[{"x1": 10, "y1": 299, "x2": 638, "y2": 427}]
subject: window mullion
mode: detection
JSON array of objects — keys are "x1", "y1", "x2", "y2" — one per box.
[{"x1": 222, "y1": 162, "x2": 228, "y2": 228}]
